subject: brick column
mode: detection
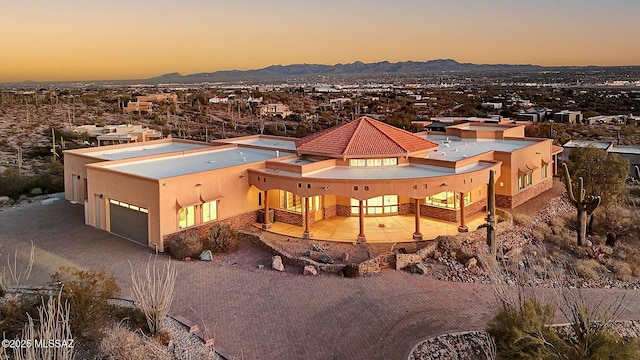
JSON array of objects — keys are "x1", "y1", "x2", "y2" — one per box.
[
  {"x1": 458, "y1": 192, "x2": 468, "y2": 232},
  {"x1": 413, "y1": 197, "x2": 422, "y2": 240},
  {"x1": 262, "y1": 190, "x2": 272, "y2": 229},
  {"x1": 357, "y1": 200, "x2": 366, "y2": 242},
  {"x1": 302, "y1": 197, "x2": 312, "y2": 239}
]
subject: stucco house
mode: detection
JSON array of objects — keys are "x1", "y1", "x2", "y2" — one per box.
[{"x1": 64, "y1": 116, "x2": 561, "y2": 251}]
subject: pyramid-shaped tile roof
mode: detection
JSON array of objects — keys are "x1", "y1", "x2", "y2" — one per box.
[{"x1": 295, "y1": 116, "x2": 438, "y2": 157}]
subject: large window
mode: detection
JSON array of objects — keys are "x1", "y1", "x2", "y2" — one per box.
[
  {"x1": 202, "y1": 200, "x2": 218, "y2": 223},
  {"x1": 425, "y1": 191, "x2": 470, "y2": 209},
  {"x1": 349, "y1": 158, "x2": 398, "y2": 167},
  {"x1": 351, "y1": 195, "x2": 398, "y2": 215},
  {"x1": 518, "y1": 172, "x2": 533, "y2": 190},
  {"x1": 279, "y1": 191, "x2": 302, "y2": 213},
  {"x1": 542, "y1": 164, "x2": 549, "y2": 179},
  {"x1": 178, "y1": 205, "x2": 195, "y2": 229}
]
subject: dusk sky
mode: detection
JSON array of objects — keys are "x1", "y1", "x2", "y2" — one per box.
[{"x1": 1, "y1": 0, "x2": 639, "y2": 82}]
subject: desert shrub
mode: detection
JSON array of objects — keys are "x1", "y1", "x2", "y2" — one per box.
[
  {"x1": 99, "y1": 323, "x2": 170, "y2": 360},
  {"x1": 532, "y1": 223, "x2": 550, "y2": 243},
  {"x1": 610, "y1": 260, "x2": 633, "y2": 282},
  {"x1": 107, "y1": 303, "x2": 149, "y2": 333},
  {"x1": 487, "y1": 298, "x2": 564, "y2": 359},
  {"x1": 592, "y1": 205, "x2": 637, "y2": 237},
  {"x1": 51, "y1": 267, "x2": 120, "y2": 340},
  {"x1": 575, "y1": 259, "x2": 603, "y2": 280},
  {"x1": 436, "y1": 235, "x2": 464, "y2": 253},
  {"x1": 512, "y1": 213, "x2": 533, "y2": 227},
  {"x1": 546, "y1": 217, "x2": 578, "y2": 249},
  {"x1": 0, "y1": 293, "x2": 41, "y2": 339},
  {"x1": 130, "y1": 257, "x2": 176, "y2": 335},
  {"x1": 165, "y1": 231, "x2": 202, "y2": 260},
  {"x1": 559, "y1": 293, "x2": 640, "y2": 360},
  {"x1": 204, "y1": 223, "x2": 238, "y2": 253},
  {"x1": 0, "y1": 168, "x2": 26, "y2": 201}
]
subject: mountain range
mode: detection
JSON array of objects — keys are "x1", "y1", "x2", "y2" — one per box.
[{"x1": 148, "y1": 59, "x2": 543, "y2": 84}]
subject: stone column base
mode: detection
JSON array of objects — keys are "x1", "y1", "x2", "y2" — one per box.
[
  {"x1": 457, "y1": 226, "x2": 468, "y2": 233},
  {"x1": 357, "y1": 235, "x2": 366, "y2": 243},
  {"x1": 262, "y1": 223, "x2": 272, "y2": 230},
  {"x1": 302, "y1": 231, "x2": 312, "y2": 239},
  {"x1": 412, "y1": 233, "x2": 423, "y2": 241}
]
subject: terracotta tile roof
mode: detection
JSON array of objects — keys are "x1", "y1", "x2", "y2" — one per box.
[{"x1": 295, "y1": 116, "x2": 438, "y2": 157}]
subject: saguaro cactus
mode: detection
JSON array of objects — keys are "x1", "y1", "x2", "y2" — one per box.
[
  {"x1": 486, "y1": 169, "x2": 497, "y2": 254},
  {"x1": 562, "y1": 163, "x2": 601, "y2": 246}
]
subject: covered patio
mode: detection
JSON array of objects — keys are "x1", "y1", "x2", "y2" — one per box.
[{"x1": 263, "y1": 213, "x2": 488, "y2": 243}]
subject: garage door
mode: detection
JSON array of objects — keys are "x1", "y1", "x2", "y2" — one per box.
[{"x1": 109, "y1": 199, "x2": 148, "y2": 246}]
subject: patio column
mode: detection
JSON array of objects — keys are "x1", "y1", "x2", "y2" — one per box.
[
  {"x1": 302, "y1": 196, "x2": 312, "y2": 239},
  {"x1": 413, "y1": 197, "x2": 422, "y2": 240},
  {"x1": 458, "y1": 191, "x2": 468, "y2": 232},
  {"x1": 357, "y1": 200, "x2": 366, "y2": 242},
  {"x1": 262, "y1": 190, "x2": 272, "y2": 229}
]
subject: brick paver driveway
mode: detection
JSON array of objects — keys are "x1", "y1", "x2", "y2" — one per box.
[{"x1": 1, "y1": 196, "x2": 638, "y2": 360}]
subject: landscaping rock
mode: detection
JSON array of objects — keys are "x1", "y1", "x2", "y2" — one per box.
[
  {"x1": 303, "y1": 265, "x2": 318, "y2": 276},
  {"x1": 271, "y1": 255, "x2": 284, "y2": 271},
  {"x1": 318, "y1": 254, "x2": 334, "y2": 264},
  {"x1": 339, "y1": 252, "x2": 350, "y2": 262},
  {"x1": 466, "y1": 257, "x2": 477, "y2": 270},
  {"x1": 302, "y1": 250, "x2": 311, "y2": 257},
  {"x1": 258, "y1": 264, "x2": 264, "y2": 269},
  {"x1": 198, "y1": 250, "x2": 212, "y2": 261},
  {"x1": 433, "y1": 251, "x2": 442, "y2": 260},
  {"x1": 405, "y1": 263, "x2": 428, "y2": 275},
  {"x1": 0, "y1": 196, "x2": 10, "y2": 204}
]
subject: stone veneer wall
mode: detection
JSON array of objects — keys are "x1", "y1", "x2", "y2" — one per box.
[
  {"x1": 496, "y1": 178, "x2": 553, "y2": 209},
  {"x1": 336, "y1": 204, "x2": 351, "y2": 217},
  {"x1": 273, "y1": 209, "x2": 307, "y2": 227},
  {"x1": 420, "y1": 205, "x2": 459, "y2": 223},
  {"x1": 163, "y1": 210, "x2": 259, "y2": 246},
  {"x1": 324, "y1": 205, "x2": 337, "y2": 219},
  {"x1": 398, "y1": 202, "x2": 414, "y2": 215},
  {"x1": 465, "y1": 198, "x2": 488, "y2": 218}
]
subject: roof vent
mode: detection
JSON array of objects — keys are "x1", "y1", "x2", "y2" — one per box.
[
  {"x1": 453, "y1": 148, "x2": 459, "y2": 152},
  {"x1": 441, "y1": 152, "x2": 446, "y2": 156},
  {"x1": 242, "y1": 157, "x2": 246, "y2": 161},
  {"x1": 208, "y1": 160, "x2": 216, "y2": 163}
]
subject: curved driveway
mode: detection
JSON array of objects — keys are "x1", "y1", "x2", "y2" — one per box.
[{"x1": 1, "y1": 198, "x2": 638, "y2": 360}]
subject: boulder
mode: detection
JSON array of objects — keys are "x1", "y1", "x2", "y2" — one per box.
[
  {"x1": 466, "y1": 257, "x2": 477, "y2": 270},
  {"x1": 303, "y1": 265, "x2": 318, "y2": 276},
  {"x1": 339, "y1": 252, "x2": 350, "y2": 262},
  {"x1": 199, "y1": 250, "x2": 212, "y2": 261},
  {"x1": 405, "y1": 263, "x2": 428, "y2": 275},
  {"x1": 302, "y1": 250, "x2": 311, "y2": 257},
  {"x1": 0, "y1": 196, "x2": 10, "y2": 204},
  {"x1": 318, "y1": 254, "x2": 334, "y2": 264},
  {"x1": 271, "y1": 256, "x2": 285, "y2": 271}
]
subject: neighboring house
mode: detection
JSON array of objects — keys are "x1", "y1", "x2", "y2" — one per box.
[
  {"x1": 208, "y1": 96, "x2": 229, "y2": 104},
  {"x1": 64, "y1": 116, "x2": 561, "y2": 251},
  {"x1": 73, "y1": 124, "x2": 162, "y2": 146},
  {"x1": 516, "y1": 109, "x2": 547, "y2": 123},
  {"x1": 481, "y1": 102, "x2": 503, "y2": 110},
  {"x1": 259, "y1": 103, "x2": 292, "y2": 118},
  {"x1": 123, "y1": 101, "x2": 153, "y2": 114},
  {"x1": 554, "y1": 110, "x2": 583, "y2": 124},
  {"x1": 562, "y1": 140, "x2": 640, "y2": 176},
  {"x1": 137, "y1": 93, "x2": 178, "y2": 104}
]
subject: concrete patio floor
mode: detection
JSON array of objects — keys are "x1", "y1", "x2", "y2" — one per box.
[{"x1": 267, "y1": 213, "x2": 488, "y2": 243}]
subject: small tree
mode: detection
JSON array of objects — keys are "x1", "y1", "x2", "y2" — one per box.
[{"x1": 130, "y1": 256, "x2": 177, "y2": 335}]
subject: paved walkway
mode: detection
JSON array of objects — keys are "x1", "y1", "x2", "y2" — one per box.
[{"x1": 1, "y1": 197, "x2": 639, "y2": 360}]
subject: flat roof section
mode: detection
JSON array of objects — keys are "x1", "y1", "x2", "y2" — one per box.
[
  {"x1": 85, "y1": 142, "x2": 210, "y2": 161},
  {"x1": 264, "y1": 162, "x2": 494, "y2": 180},
  {"x1": 425, "y1": 135, "x2": 534, "y2": 161},
  {"x1": 104, "y1": 147, "x2": 294, "y2": 179},
  {"x1": 224, "y1": 137, "x2": 297, "y2": 151}
]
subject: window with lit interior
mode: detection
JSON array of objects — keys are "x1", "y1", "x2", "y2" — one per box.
[
  {"x1": 351, "y1": 195, "x2": 398, "y2": 215},
  {"x1": 178, "y1": 205, "x2": 195, "y2": 228},
  {"x1": 202, "y1": 200, "x2": 218, "y2": 223},
  {"x1": 425, "y1": 191, "x2": 470, "y2": 209}
]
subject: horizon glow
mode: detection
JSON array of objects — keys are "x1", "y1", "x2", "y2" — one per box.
[{"x1": 1, "y1": 0, "x2": 639, "y2": 82}]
